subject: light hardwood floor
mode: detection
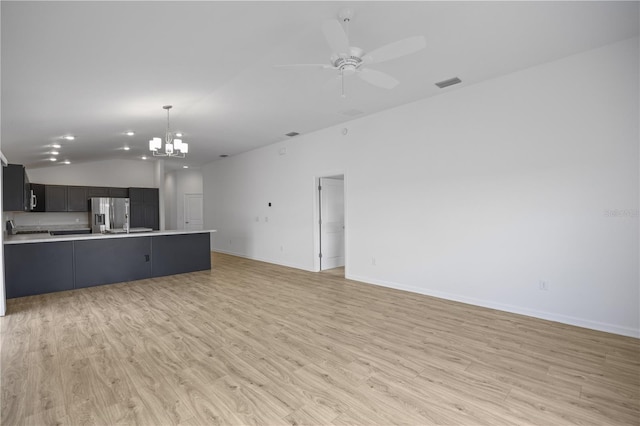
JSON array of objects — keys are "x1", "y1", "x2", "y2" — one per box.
[{"x1": 1, "y1": 252, "x2": 638, "y2": 425}]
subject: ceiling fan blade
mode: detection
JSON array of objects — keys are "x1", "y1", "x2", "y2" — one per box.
[
  {"x1": 362, "y1": 35, "x2": 426, "y2": 65},
  {"x1": 321, "y1": 19, "x2": 350, "y2": 56},
  {"x1": 274, "y1": 64, "x2": 335, "y2": 69},
  {"x1": 357, "y1": 68, "x2": 399, "y2": 89}
]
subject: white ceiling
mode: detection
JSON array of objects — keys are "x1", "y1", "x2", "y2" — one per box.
[{"x1": 2, "y1": 1, "x2": 638, "y2": 171}]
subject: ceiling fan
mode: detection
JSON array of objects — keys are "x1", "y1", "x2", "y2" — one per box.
[{"x1": 277, "y1": 8, "x2": 426, "y2": 97}]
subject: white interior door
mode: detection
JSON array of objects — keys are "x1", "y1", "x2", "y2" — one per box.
[
  {"x1": 320, "y1": 177, "x2": 345, "y2": 270},
  {"x1": 184, "y1": 193, "x2": 204, "y2": 230}
]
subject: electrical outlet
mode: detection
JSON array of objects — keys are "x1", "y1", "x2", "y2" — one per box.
[
  {"x1": 265, "y1": 216, "x2": 269, "y2": 222},
  {"x1": 255, "y1": 216, "x2": 259, "y2": 222},
  {"x1": 280, "y1": 245, "x2": 284, "y2": 252},
  {"x1": 539, "y1": 281, "x2": 549, "y2": 291},
  {"x1": 372, "y1": 257, "x2": 376, "y2": 266}
]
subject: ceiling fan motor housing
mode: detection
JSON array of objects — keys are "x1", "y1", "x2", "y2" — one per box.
[{"x1": 331, "y1": 47, "x2": 364, "y2": 74}]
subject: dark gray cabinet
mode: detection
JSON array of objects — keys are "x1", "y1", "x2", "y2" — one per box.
[
  {"x1": 130, "y1": 187, "x2": 159, "y2": 230},
  {"x1": 4, "y1": 241, "x2": 75, "y2": 298},
  {"x1": 108, "y1": 187, "x2": 129, "y2": 198},
  {"x1": 67, "y1": 186, "x2": 88, "y2": 212},
  {"x1": 74, "y1": 237, "x2": 152, "y2": 289},
  {"x1": 4, "y1": 232, "x2": 211, "y2": 298},
  {"x1": 87, "y1": 187, "x2": 109, "y2": 198},
  {"x1": 151, "y1": 233, "x2": 211, "y2": 277},
  {"x1": 45, "y1": 185, "x2": 67, "y2": 212},
  {"x1": 2, "y1": 164, "x2": 30, "y2": 212},
  {"x1": 30, "y1": 183, "x2": 46, "y2": 212}
]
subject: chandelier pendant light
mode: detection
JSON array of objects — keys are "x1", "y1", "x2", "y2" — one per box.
[{"x1": 149, "y1": 105, "x2": 189, "y2": 158}]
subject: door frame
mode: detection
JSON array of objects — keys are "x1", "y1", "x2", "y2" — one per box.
[{"x1": 312, "y1": 171, "x2": 347, "y2": 273}]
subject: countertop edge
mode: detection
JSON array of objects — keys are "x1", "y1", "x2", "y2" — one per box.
[{"x1": 4, "y1": 229, "x2": 217, "y2": 245}]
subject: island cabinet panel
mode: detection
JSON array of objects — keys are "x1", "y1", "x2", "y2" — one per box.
[
  {"x1": 151, "y1": 233, "x2": 211, "y2": 277},
  {"x1": 75, "y1": 237, "x2": 152, "y2": 288},
  {"x1": 4, "y1": 242, "x2": 74, "y2": 298}
]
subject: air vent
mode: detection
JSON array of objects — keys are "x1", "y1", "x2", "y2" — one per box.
[
  {"x1": 435, "y1": 77, "x2": 462, "y2": 89},
  {"x1": 285, "y1": 132, "x2": 300, "y2": 137}
]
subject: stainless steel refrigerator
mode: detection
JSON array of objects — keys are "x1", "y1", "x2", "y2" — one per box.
[{"x1": 90, "y1": 197, "x2": 130, "y2": 234}]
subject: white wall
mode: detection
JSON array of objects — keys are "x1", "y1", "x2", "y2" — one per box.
[
  {"x1": 164, "y1": 169, "x2": 203, "y2": 230},
  {"x1": 204, "y1": 37, "x2": 639, "y2": 337},
  {"x1": 27, "y1": 159, "x2": 155, "y2": 187}
]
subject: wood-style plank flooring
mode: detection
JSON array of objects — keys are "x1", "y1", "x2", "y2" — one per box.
[{"x1": 1, "y1": 252, "x2": 638, "y2": 425}]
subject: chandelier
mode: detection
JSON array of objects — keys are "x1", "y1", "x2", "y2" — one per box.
[{"x1": 149, "y1": 105, "x2": 188, "y2": 158}]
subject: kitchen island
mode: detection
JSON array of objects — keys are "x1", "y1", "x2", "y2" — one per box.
[{"x1": 4, "y1": 229, "x2": 215, "y2": 298}]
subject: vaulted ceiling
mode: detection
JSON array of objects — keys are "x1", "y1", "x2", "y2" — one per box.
[{"x1": 2, "y1": 1, "x2": 638, "y2": 170}]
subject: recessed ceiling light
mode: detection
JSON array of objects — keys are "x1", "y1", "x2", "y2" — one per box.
[
  {"x1": 141, "y1": 156, "x2": 147, "y2": 160},
  {"x1": 49, "y1": 157, "x2": 57, "y2": 162},
  {"x1": 183, "y1": 165, "x2": 189, "y2": 169},
  {"x1": 125, "y1": 131, "x2": 135, "y2": 136},
  {"x1": 63, "y1": 135, "x2": 75, "y2": 140},
  {"x1": 63, "y1": 160, "x2": 71, "y2": 165},
  {"x1": 285, "y1": 132, "x2": 300, "y2": 137},
  {"x1": 175, "y1": 133, "x2": 183, "y2": 137},
  {"x1": 51, "y1": 143, "x2": 61, "y2": 149},
  {"x1": 50, "y1": 151, "x2": 59, "y2": 155},
  {"x1": 123, "y1": 146, "x2": 130, "y2": 151},
  {"x1": 219, "y1": 154, "x2": 228, "y2": 158}
]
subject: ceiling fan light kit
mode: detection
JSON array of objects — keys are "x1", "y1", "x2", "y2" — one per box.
[
  {"x1": 149, "y1": 105, "x2": 189, "y2": 158},
  {"x1": 278, "y1": 8, "x2": 426, "y2": 98}
]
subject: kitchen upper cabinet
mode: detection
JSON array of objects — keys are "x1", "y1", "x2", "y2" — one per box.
[
  {"x1": 87, "y1": 186, "x2": 109, "y2": 198},
  {"x1": 67, "y1": 186, "x2": 88, "y2": 212},
  {"x1": 128, "y1": 187, "x2": 144, "y2": 203},
  {"x1": 2, "y1": 164, "x2": 30, "y2": 212},
  {"x1": 109, "y1": 187, "x2": 129, "y2": 198},
  {"x1": 30, "y1": 183, "x2": 46, "y2": 212},
  {"x1": 45, "y1": 185, "x2": 68, "y2": 212},
  {"x1": 129, "y1": 187, "x2": 159, "y2": 230}
]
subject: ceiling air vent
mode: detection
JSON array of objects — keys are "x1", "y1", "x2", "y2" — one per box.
[
  {"x1": 285, "y1": 132, "x2": 300, "y2": 137},
  {"x1": 435, "y1": 77, "x2": 462, "y2": 89}
]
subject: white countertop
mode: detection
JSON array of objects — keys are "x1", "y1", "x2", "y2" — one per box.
[{"x1": 4, "y1": 229, "x2": 216, "y2": 244}]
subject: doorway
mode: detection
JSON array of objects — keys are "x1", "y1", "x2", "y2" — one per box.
[
  {"x1": 183, "y1": 193, "x2": 204, "y2": 230},
  {"x1": 318, "y1": 176, "x2": 345, "y2": 271}
]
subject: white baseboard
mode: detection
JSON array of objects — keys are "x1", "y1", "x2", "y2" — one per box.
[
  {"x1": 209, "y1": 250, "x2": 639, "y2": 338},
  {"x1": 346, "y1": 274, "x2": 640, "y2": 339},
  {"x1": 212, "y1": 249, "x2": 315, "y2": 273}
]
